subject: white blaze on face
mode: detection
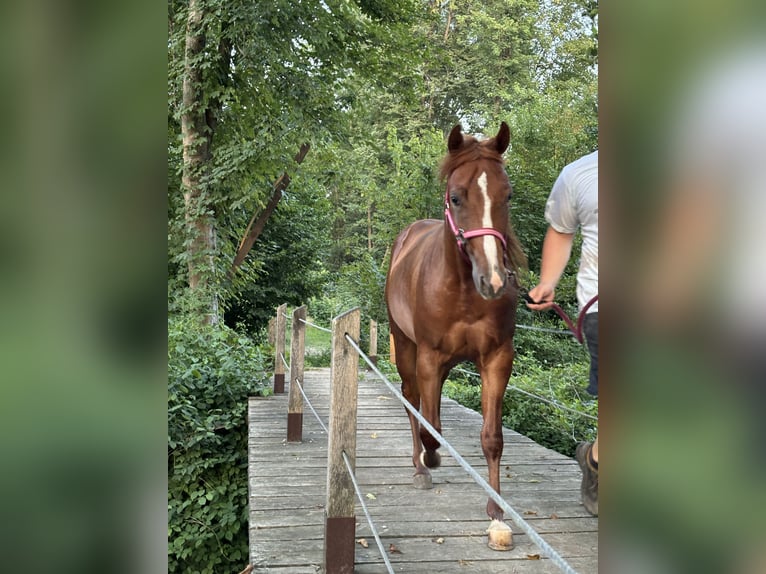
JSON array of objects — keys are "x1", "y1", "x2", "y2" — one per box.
[{"x1": 477, "y1": 171, "x2": 504, "y2": 292}]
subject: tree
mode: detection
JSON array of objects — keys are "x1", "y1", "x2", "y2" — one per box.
[
  {"x1": 168, "y1": 0, "x2": 425, "y2": 323},
  {"x1": 329, "y1": 0, "x2": 596, "y2": 314}
]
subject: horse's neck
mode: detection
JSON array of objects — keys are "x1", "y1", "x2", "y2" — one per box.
[{"x1": 441, "y1": 223, "x2": 473, "y2": 285}]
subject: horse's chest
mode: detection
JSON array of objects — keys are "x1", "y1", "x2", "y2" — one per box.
[{"x1": 438, "y1": 319, "x2": 509, "y2": 356}]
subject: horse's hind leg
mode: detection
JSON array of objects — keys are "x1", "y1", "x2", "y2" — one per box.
[{"x1": 391, "y1": 328, "x2": 433, "y2": 489}]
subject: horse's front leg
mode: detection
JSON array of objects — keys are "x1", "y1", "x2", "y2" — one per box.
[
  {"x1": 415, "y1": 350, "x2": 447, "y2": 471},
  {"x1": 390, "y1": 327, "x2": 433, "y2": 489},
  {"x1": 480, "y1": 347, "x2": 514, "y2": 551}
]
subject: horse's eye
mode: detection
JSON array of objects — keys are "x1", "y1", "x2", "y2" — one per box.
[
  {"x1": 450, "y1": 195, "x2": 460, "y2": 207},
  {"x1": 506, "y1": 192, "x2": 513, "y2": 203}
]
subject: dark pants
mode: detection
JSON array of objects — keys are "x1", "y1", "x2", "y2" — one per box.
[{"x1": 583, "y1": 312, "x2": 598, "y2": 396}]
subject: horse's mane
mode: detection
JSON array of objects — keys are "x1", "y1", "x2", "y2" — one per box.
[
  {"x1": 438, "y1": 135, "x2": 505, "y2": 181},
  {"x1": 504, "y1": 224, "x2": 528, "y2": 274},
  {"x1": 438, "y1": 134, "x2": 528, "y2": 273}
]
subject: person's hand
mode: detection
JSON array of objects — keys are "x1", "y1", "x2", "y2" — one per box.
[{"x1": 525, "y1": 282, "x2": 556, "y2": 311}]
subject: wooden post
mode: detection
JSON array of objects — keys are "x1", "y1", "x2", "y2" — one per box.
[
  {"x1": 273, "y1": 303, "x2": 287, "y2": 393},
  {"x1": 324, "y1": 308, "x2": 361, "y2": 574},
  {"x1": 389, "y1": 333, "x2": 396, "y2": 364},
  {"x1": 267, "y1": 317, "x2": 275, "y2": 346},
  {"x1": 287, "y1": 305, "x2": 306, "y2": 442},
  {"x1": 368, "y1": 320, "x2": 378, "y2": 368}
]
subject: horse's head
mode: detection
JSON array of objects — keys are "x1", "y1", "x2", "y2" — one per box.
[{"x1": 441, "y1": 122, "x2": 521, "y2": 300}]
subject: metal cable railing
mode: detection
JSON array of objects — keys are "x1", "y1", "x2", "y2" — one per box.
[
  {"x1": 515, "y1": 323, "x2": 575, "y2": 337},
  {"x1": 284, "y1": 308, "x2": 578, "y2": 339},
  {"x1": 299, "y1": 317, "x2": 332, "y2": 333},
  {"x1": 451, "y1": 366, "x2": 598, "y2": 422},
  {"x1": 281, "y1": 311, "x2": 334, "y2": 333}
]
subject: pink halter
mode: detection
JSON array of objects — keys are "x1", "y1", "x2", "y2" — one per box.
[{"x1": 444, "y1": 188, "x2": 508, "y2": 258}]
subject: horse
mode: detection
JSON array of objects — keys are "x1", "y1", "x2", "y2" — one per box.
[{"x1": 384, "y1": 122, "x2": 526, "y2": 551}]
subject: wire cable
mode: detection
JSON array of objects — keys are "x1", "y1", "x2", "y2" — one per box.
[
  {"x1": 293, "y1": 377, "x2": 329, "y2": 434},
  {"x1": 451, "y1": 367, "x2": 598, "y2": 422},
  {"x1": 515, "y1": 323, "x2": 575, "y2": 337},
  {"x1": 299, "y1": 317, "x2": 332, "y2": 333},
  {"x1": 341, "y1": 450, "x2": 396, "y2": 574}
]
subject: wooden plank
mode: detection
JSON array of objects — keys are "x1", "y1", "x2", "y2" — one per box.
[
  {"x1": 249, "y1": 465, "x2": 582, "y2": 487},
  {"x1": 353, "y1": 556, "x2": 597, "y2": 574},
  {"x1": 252, "y1": 517, "x2": 597, "y2": 540},
  {"x1": 251, "y1": 532, "x2": 597, "y2": 566},
  {"x1": 250, "y1": 511, "x2": 596, "y2": 532}
]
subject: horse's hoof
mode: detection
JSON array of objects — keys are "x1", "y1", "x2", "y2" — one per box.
[
  {"x1": 486, "y1": 519, "x2": 513, "y2": 551},
  {"x1": 420, "y1": 449, "x2": 441, "y2": 469},
  {"x1": 413, "y1": 473, "x2": 433, "y2": 490}
]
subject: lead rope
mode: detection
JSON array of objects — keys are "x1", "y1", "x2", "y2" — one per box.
[{"x1": 522, "y1": 292, "x2": 598, "y2": 344}]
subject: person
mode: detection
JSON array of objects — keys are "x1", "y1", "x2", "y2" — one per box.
[{"x1": 525, "y1": 150, "x2": 598, "y2": 516}]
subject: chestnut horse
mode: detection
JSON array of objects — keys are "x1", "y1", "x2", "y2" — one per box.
[{"x1": 385, "y1": 122, "x2": 525, "y2": 550}]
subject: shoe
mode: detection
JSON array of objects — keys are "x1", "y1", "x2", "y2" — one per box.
[{"x1": 575, "y1": 441, "x2": 598, "y2": 516}]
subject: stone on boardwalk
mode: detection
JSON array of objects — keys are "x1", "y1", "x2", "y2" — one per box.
[{"x1": 248, "y1": 368, "x2": 598, "y2": 573}]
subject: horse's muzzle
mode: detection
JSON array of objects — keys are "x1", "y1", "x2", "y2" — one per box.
[{"x1": 477, "y1": 269, "x2": 508, "y2": 300}]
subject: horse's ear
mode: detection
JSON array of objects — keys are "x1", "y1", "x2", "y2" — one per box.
[
  {"x1": 494, "y1": 122, "x2": 510, "y2": 154},
  {"x1": 448, "y1": 124, "x2": 463, "y2": 152}
]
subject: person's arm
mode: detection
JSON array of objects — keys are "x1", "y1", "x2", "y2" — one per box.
[{"x1": 526, "y1": 226, "x2": 575, "y2": 311}]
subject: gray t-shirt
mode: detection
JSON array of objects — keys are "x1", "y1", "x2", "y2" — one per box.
[{"x1": 544, "y1": 150, "x2": 599, "y2": 313}]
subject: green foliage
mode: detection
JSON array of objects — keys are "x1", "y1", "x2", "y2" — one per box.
[
  {"x1": 223, "y1": 178, "x2": 333, "y2": 335},
  {"x1": 505, "y1": 355, "x2": 597, "y2": 456},
  {"x1": 305, "y1": 347, "x2": 333, "y2": 368},
  {"x1": 168, "y1": 0, "x2": 427, "y2": 324},
  {"x1": 168, "y1": 316, "x2": 271, "y2": 573},
  {"x1": 339, "y1": 252, "x2": 388, "y2": 322},
  {"x1": 307, "y1": 290, "x2": 347, "y2": 327},
  {"x1": 443, "y1": 355, "x2": 597, "y2": 457}
]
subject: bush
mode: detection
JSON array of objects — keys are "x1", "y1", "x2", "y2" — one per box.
[
  {"x1": 502, "y1": 360, "x2": 597, "y2": 457},
  {"x1": 305, "y1": 346, "x2": 332, "y2": 368},
  {"x1": 168, "y1": 316, "x2": 271, "y2": 574},
  {"x1": 442, "y1": 357, "x2": 597, "y2": 457}
]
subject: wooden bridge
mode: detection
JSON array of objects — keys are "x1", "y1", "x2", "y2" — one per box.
[
  {"x1": 248, "y1": 357, "x2": 597, "y2": 573},
  {"x1": 248, "y1": 306, "x2": 597, "y2": 573}
]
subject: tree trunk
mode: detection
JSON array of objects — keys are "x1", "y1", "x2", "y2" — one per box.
[
  {"x1": 443, "y1": 2, "x2": 453, "y2": 42},
  {"x1": 181, "y1": 0, "x2": 218, "y2": 324},
  {"x1": 231, "y1": 143, "x2": 311, "y2": 273}
]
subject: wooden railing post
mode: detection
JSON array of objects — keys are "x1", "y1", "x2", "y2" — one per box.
[
  {"x1": 287, "y1": 305, "x2": 306, "y2": 442},
  {"x1": 273, "y1": 303, "x2": 287, "y2": 393},
  {"x1": 324, "y1": 308, "x2": 361, "y2": 574},
  {"x1": 368, "y1": 319, "x2": 378, "y2": 368}
]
